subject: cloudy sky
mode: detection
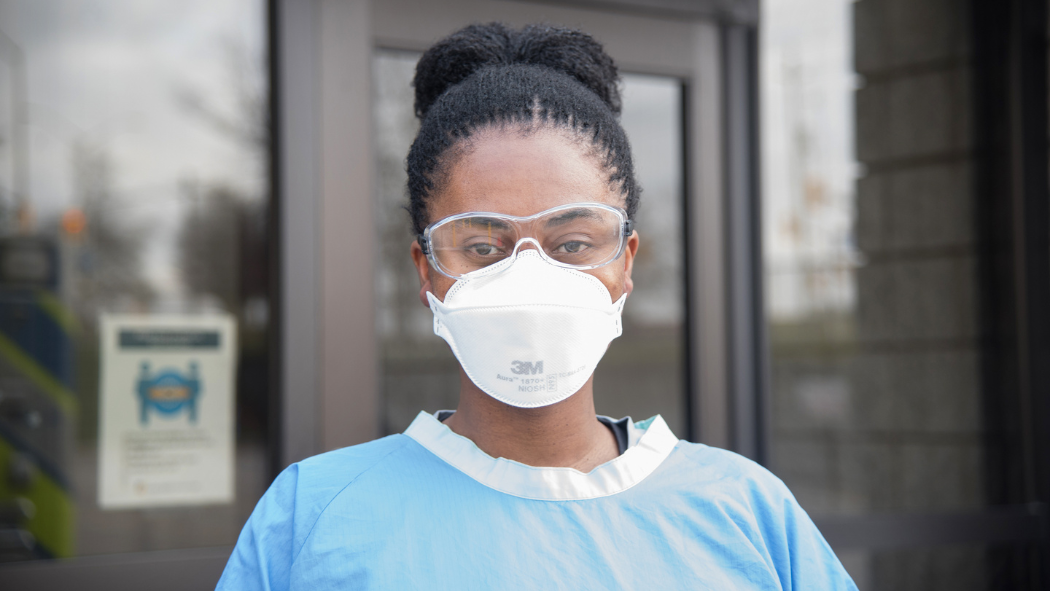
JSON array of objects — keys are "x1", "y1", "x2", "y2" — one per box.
[
  {"x1": 760, "y1": 0, "x2": 858, "y2": 319},
  {"x1": 0, "y1": 0, "x2": 264, "y2": 297}
]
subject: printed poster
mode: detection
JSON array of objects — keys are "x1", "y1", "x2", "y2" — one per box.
[{"x1": 98, "y1": 314, "x2": 237, "y2": 509}]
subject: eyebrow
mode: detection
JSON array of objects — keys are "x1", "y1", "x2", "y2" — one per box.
[
  {"x1": 460, "y1": 216, "x2": 513, "y2": 231},
  {"x1": 543, "y1": 208, "x2": 603, "y2": 227}
]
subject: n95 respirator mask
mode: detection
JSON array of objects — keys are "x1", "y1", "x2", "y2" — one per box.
[{"x1": 427, "y1": 249, "x2": 627, "y2": 408}]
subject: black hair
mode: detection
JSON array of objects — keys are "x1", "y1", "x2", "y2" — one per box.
[{"x1": 406, "y1": 22, "x2": 639, "y2": 236}]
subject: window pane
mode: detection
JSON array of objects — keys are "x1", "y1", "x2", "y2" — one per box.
[
  {"x1": 599, "y1": 74, "x2": 686, "y2": 435},
  {"x1": 762, "y1": 0, "x2": 986, "y2": 518},
  {"x1": 372, "y1": 50, "x2": 445, "y2": 435},
  {"x1": 761, "y1": 0, "x2": 1042, "y2": 585},
  {"x1": 372, "y1": 51, "x2": 686, "y2": 436},
  {"x1": 837, "y1": 542, "x2": 1038, "y2": 591},
  {"x1": 0, "y1": 0, "x2": 271, "y2": 561}
]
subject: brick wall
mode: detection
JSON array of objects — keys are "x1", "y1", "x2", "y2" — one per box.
[{"x1": 852, "y1": 0, "x2": 986, "y2": 587}]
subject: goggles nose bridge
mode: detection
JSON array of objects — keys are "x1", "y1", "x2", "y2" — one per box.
[{"x1": 510, "y1": 236, "x2": 543, "y2": 257}]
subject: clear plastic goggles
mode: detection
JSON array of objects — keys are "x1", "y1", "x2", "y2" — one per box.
[{"x1": 419, "y1": 202, "x2": 634, "y2": 279}]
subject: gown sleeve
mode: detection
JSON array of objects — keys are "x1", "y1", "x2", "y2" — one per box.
[
  {"x1": 215, "y1": 465, "x2": 300, "y2": 591},
  {"x1": 751, "y1": 468, "x2": 859, "y2": 591}
]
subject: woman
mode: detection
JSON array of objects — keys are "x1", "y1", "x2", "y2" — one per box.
[{"x1": 218, "y1": 23, "x2": 857, "y2": 590}]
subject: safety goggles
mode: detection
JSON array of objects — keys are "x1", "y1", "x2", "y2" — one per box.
[{"x1": 418, "y1": 202, "x2": 634, "y2": 279}]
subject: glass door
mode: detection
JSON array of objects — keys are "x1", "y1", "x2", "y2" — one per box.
[
  {"x1": 372, "y1": 50, "x2": 689, "y2": 437},
  {"x1": 760, "y1": 0, "x2": 1046, "y2": 587},
  {"x1": 0, "y1": 0, "x2": 274, "y2": 566}
]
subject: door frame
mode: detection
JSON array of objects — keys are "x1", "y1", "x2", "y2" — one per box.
[{"x1": 1, "y1": 0, "x2": 748, "y2": 587}]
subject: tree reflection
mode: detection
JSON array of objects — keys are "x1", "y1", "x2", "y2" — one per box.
[
  {"x1": 69, "y1": 140, "x2": 152, "y2": 318},
  {"x1": 172, "y1": 34, "x2": 271, "y2": 442}
]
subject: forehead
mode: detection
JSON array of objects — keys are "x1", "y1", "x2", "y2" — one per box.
[{"x1": 427, "y1": 127, "x2": 623, "y2": 223}]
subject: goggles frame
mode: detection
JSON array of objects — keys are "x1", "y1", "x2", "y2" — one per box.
[{"x1": 418, "y1": 202, "x2": 634, "y2": 279}]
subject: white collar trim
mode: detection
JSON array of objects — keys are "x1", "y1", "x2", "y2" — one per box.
[{"x1": 403, "y1": 411, "x2": 679, "y2": 501}]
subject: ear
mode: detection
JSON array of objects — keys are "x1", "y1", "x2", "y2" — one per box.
[
  {"x1": 410, "y1": 240, "x2": 433, "y2": 308},
  {"x1": 622, "y1": 229, "x2": 639, "y2": 297}
]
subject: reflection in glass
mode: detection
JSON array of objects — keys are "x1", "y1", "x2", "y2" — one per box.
[
  {"x1": 837, "y1": 541, "x2": 1039, "y2": 591},
  {"x1": 372, "y1": 51, "x2": 686, "y2": 436},
  {"x1": 762, "y1": 0, "x2": 994, "y2": 587},
  {"x1": 0, "y1": 0, "x2": 270, "y2": 561},
  {"x1": 601, "y1": 74, "x2": 685, "y2": 435}
]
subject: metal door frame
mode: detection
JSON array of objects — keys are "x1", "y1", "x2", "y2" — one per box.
[{"x1": 1, "y1": 0, "x2": 743, "y2": 587}]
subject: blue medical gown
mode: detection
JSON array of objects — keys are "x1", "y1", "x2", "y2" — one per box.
[{"x1": 217, "y1": 412, "x2": 856, "y2": 590}]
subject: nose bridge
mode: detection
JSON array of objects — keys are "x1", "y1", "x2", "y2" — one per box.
[{"x1": 511, "y1": 236, "x2": 543, "y2": 256}]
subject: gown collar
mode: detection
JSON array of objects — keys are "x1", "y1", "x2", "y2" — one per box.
[{"x1": 404, "y1": 411, "x2": 679, "y2": 501}]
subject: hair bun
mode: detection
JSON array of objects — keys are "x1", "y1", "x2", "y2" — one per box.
[{"x1": 413, "y1": 22, "x2": 621, "y2": 119}]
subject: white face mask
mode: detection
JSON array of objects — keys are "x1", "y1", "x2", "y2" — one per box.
[{"x1": 427, "y1": 249, "x2": 627, "y2": 408}]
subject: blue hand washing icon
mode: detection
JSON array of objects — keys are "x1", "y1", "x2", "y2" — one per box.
[{"x1": 136, "y1": 361, "x2": 201, "y2": 425}]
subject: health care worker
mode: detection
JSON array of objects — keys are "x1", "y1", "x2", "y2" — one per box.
[{"x1": 217, "y1": 23, "x2": 858, "y2": 590}]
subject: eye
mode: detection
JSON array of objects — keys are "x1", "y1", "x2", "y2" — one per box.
[
  {"x1": 554, "y1": 240, "x2": 589, "y2": 254},
  {"x1": 462, "y1": 237, "x2": 507, "y2": 258}
]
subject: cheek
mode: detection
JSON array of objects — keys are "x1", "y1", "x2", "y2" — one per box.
[
  {"x1": 588, "y1": 266, "x2": 626, "y2": 301},
  {"x1": 428, "y1": 274, "x2": 458, "y2": 302}
]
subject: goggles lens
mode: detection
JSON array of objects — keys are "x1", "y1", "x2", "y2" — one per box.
[{"x1": 423, "y1": 203, "x2": 630, "y2": 278}]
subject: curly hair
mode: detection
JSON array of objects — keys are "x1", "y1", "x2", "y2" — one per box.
[{"x1": 406, "y1": 22, "x2": 639, "y2": 235}]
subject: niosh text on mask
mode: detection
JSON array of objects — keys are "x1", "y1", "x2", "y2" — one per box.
[{"x1": 427, "y1": 250, "x2": 626, "y2": 408}]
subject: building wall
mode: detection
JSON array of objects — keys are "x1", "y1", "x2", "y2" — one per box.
[
  {"x1": 763, "y1": 0, "x2": 998, "y2": 586},
  {"x1": 853, "y1": 0, "x2": 985, "y2": 587}
]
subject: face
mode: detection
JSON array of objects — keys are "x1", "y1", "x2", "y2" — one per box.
[{"x1": 411, "y1": 127, "x2": 639, "y2": 305}]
